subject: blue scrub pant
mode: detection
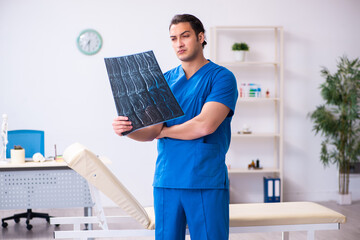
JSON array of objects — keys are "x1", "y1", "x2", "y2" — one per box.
[{"x1": 153, "y1": 187, "x2": 229, "y2": 240}]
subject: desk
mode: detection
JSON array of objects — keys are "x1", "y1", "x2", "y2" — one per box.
[{"x1": 0, "y1": 161, "x2": 93, "y2": 212}]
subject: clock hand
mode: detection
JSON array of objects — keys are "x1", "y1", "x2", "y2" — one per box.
[{"x1": 86, "y1": 40, "x2": 91, "y2": 51}]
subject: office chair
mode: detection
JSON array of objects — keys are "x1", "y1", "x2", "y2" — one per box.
[{"x1": 1, "y1": 129, "x2": 53, "y2": 230}]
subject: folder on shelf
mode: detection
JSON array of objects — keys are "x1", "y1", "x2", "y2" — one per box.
[
  {"x1": 273, "y1": 178, "x2": 281, "y2": 202},
  {"x1": 264, "y1": 177, "x2": 281, "y2": 203}
]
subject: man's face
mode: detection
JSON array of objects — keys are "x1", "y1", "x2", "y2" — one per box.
[{"x1": 169, "y1": 22, "x2": 204, "y2": 62}]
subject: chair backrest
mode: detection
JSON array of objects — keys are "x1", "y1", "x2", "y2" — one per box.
[{"x1": 6, "y1": 130, "x2": 44, "y2": 159}]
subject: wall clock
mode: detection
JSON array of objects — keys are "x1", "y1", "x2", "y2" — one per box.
[{"x1": 77, "y1": 29, "x2": 102, "y2": 55}]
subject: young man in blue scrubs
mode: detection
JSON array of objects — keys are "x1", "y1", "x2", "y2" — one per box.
[{"x1": 113, "y1": 14, "x2": 238, "y2": 240}]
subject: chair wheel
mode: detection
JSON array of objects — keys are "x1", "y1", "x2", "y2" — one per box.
[
  {"x1": 2, "y1": 222, "x2": 8, "y2": 228},
  {"x1": 14, "y1": 218, "x2": 20, "y2": 223},
  {"x1": 55, "y1": 224, "x2": 60, "y2": 227},
  {"x1": 26, "y1": 224, "x2": 33, "y2": 230}
]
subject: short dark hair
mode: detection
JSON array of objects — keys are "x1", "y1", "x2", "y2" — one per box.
[{"x1": 169, "y1": 14, "x2": 207, "y2": 48}]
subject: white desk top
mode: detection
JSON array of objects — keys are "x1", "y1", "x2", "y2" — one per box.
[
  {"x1": 0, "y1": 156, "x2": 111, "y2": 169},
  {"x1": 0, "y1": 160, "x2": 67, "y2": 169}
]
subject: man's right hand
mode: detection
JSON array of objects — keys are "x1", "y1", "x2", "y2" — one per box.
[
  {"x1": 112, "y1": 116, "x2": 133, "y2": 136},
  {"x1": 112, "y1": 116, "x2": 163, "y2": 141}
]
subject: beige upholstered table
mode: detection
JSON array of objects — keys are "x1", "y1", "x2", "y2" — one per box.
[{"x1": 51, "y1": 143, "x2": 346, "y2": 240}]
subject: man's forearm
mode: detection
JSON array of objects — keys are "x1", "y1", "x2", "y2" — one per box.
[
  {"x1": 127, "y1": 123, "x2": 163, "y2": 142},
  {"x1": 158, "y1": 102, "x2": 230, "y2": 140},
  {"x1": 161, "y1": 118, "x2": 211, "y2": 140}
]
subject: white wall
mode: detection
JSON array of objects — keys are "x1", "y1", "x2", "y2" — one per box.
[{"x1": 1, "y1": 0, "x2": 359, "y2": 207}]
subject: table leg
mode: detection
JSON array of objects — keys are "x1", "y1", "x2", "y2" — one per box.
[{"x1": 282, "y1": 232, "x2": 289, "y2": 240}]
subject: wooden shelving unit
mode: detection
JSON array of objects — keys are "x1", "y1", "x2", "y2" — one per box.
[
  {"x1": 211, "y1": 26, "x2": 284, "y2": 201},
  {"x1": 228, "y1": 168, "x2": 281, "y2": 174}
]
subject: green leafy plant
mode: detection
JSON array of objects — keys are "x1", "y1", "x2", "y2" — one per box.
[
  {"x1": 309, "y1": 56, "x2": 360, "y2": 195},
  {"x1": 232, "y1": 42, "x2": 249, "y2": 51}
]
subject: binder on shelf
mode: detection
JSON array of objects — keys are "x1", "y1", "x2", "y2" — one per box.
[{"x1": 264, "y1": 177, "x2": 281, "y2": 203}]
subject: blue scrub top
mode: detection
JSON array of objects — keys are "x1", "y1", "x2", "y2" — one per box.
[{"x1": 153, "y1": 61, "x2": 238, "y2": 189}]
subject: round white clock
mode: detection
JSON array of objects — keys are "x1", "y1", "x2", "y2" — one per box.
[{"x1": 77, "y1": 29, "x2": 102, "y2": 55}]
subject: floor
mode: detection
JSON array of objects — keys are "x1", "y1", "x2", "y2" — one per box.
[{"x1": 1, "y1": 201, "x2": 359, "y2": 240}]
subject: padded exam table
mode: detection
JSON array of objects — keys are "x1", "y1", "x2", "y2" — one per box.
[{"x1": 51, "y1": 143, "x2": 346, "y2": 240}]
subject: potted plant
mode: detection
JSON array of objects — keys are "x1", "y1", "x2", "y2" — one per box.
[
  {"x1": 309, "y1": 56, "x2": 360, "y2": 205},
  {"x1": 232, "y1": 42, "x2": 249, "y2": 61},
  {"x1": 10, "y1": 145, "x2": 25, "y2": 164}
]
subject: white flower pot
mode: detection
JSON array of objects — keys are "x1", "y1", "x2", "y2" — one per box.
[
  {"x1": 234, "y1": 51, "x2": 247, "y2": 61},
  {"x1": 337, "y1": 193, "x2": 352, "y2": 205},
  {"x1": 10, "y1": 149, "x2": 25, "y2": 164}
]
